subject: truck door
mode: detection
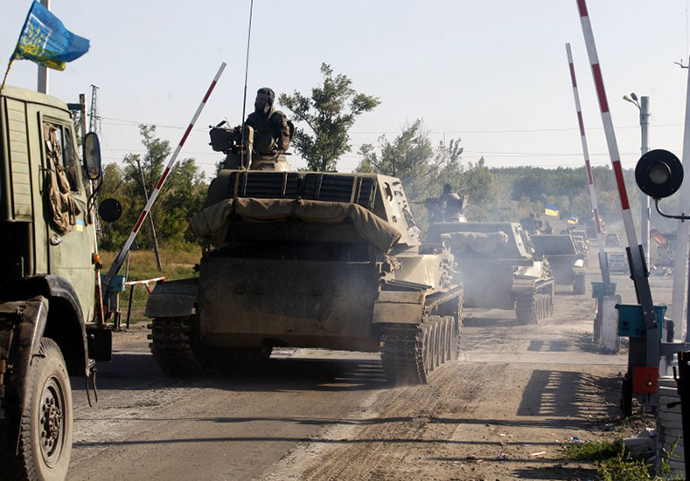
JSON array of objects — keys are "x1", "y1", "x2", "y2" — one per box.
[{"x1": 42, "y1": 119, "x2": 95, "y2": 320}]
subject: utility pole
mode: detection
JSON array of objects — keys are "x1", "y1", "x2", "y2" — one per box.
[
  {"x1": 37, "y1": 0, "x2": 50, "y2": 94},
  {"x1": 89, "y1": 85, "x2": 101, "y2": 133},
  {"x1": 640, "y1": 97, "x2": 650, "y2": 266},
  {"x1": 624, "y1": 93, "x2": 651, "y2": 266},
  {"x1": 135, "y1": 157, "x2": 163, "y2": 271}
]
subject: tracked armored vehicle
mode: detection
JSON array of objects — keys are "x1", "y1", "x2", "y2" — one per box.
[
  {"x1": 531, "y1": 235, "x2": 587, "y2": 295},
  {"x1": 145, "y1": 126, "x2": 463, "y2": 384},
  {"x1": 426, "y1": 222, "x2": 554, "y2": 324}
]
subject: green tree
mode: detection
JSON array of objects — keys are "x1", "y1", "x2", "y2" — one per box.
[
  {"x1": 460, "y1": 158, "x2": 496, "y2": 220},
  {"x1": 98, "y1": 125, "x2": 207, "y2": 251},
  {"x1": 357, "y1": 119, "x2": 432, "y2": 183},
  {"x1": 356, "y1": 119, "x2": 495, "y2": 224},
  {"x1": 279, "y1": 63, "x2": 381, "y2": 171}
]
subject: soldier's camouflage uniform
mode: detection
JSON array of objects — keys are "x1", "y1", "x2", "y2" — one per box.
[{"x1": 245, "y1": 106, "x2": 291, "y2": 154}]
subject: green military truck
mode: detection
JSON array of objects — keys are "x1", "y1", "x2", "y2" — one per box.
[{"x1": 0, "y1": 85, "x2": 114, "y2": 481}]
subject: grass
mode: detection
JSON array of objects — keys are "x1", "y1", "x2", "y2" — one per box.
[
  {"x1": 563, "y1": 440, "x2": 683, "y2": 481},
  {"x1": 101, "y1": 247, "x2": 201, "y2": 325},
  {"x1": 563, "y1": 440, "x2": 620, "y2": 462}
]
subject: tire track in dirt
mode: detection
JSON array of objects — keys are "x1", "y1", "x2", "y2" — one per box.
[{"x1": 262, "y1": 363, "x2": 493, "y2": 481}]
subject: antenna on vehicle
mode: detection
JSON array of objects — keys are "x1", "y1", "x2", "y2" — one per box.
[{"x1": 240, "y1": 0, "x2": 255, "y2": 169}]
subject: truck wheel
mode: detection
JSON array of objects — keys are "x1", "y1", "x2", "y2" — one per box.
[{"x1": 17, "y1": 338, "x2": 73, "y2": 481}]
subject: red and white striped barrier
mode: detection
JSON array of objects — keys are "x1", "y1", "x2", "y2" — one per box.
[
  {"x1": 565, "y1": 43, "x2": 611, "y2": 290},
  {"x1": 123, "y1": 277, "x2": 166, "y2": 286},
  {"x1": 104, "y1": 62, "x2": 227, "y2": 290},
  {"x1": 576, "y1": 0, "x2": 658, "y2": 367},
  {"x1": 124, "y1": 276, "x2": 165, "y2": 294}
]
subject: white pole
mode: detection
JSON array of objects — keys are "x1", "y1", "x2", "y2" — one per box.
[
  {"x1": 38, "y1": 0, "x2": 49, "y2": 94},
  {"x1": 640, "y1": 96, "x2": 650, "y2": 266},
  {"x1": 672, "y1": 58, "x2": 690, "y2": 342}
]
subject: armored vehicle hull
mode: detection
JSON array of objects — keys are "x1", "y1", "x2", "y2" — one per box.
[
  {"x1": 531, "y1": 235, "x2": 587, "y2": 294},
  {"x1": 147, "y1": 170, "x2": 463, "y2": 384},
  {"x1": 426, "y1": 222, "x2": 554, "y2": 324}
]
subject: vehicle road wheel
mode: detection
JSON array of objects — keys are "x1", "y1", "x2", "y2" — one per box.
[
  {"x1": 17, "y1": 338, "x2": 73, "y2": 481},
  {"x1": 516, "y1": 292, "x2": 538, "y2": 325}
]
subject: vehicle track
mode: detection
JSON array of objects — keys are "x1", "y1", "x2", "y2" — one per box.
[{"x1": 264, "y1": 363, "x2": 490, "y2": 481}]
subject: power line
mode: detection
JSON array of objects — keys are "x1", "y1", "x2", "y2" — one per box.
[{"x1": 99, "y1": 115, "x2": 684, "y2": 135}]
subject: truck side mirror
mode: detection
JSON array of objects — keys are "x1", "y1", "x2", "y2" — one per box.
[
  {"x1": 98, "y1": 198, "x2": 122, "y2": 223},
  {"x1": 635, "y1": 149, "x2": 683, "y2": 200},
  {"x1": 83, "y1": 132, "x2": 102, "y2": 181}
]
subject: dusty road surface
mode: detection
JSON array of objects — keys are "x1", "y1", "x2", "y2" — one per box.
[{"x1": 67, "y1": 245, "x2": 672, "y2": 480}]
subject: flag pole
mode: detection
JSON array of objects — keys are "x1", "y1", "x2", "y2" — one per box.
[
  {"x1": 0, "y1": 57, "x2": 15, "y2": 92},
  {"x1": 38, "y1": 0, "x2": 50, "y2": 94}
]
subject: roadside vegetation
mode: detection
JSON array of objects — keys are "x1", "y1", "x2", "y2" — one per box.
[
  {"x1": 100, "y1": 247, "x2": 200, "y2": 325},
  {"x1": 564, "y1": 440, "x2": 682, "y2": 480}
]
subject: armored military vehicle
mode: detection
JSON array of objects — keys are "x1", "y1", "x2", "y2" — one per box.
[
  {"x1": 531, "y1": 235, "x2": 587, "y2": 295},
  {"x1": 0, "y1": 86, "x2": 114, "y2": 480},
  {"x1": 145, "y1": 125, "x2": 464, "y2": 385},
  {"x1": 426, "y1": 222, "x2": 554, "y2": 324}
]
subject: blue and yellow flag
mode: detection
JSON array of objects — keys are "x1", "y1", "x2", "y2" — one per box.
[
  {"x1": 544, "y1": 203, "x2": 560, "y2": 217},
  {"x1": 567, "y1": 216, "x2": 578, "y2": 225},
  {"x1": 12, "y1": 1, "x2": 89, "y2": 71}
]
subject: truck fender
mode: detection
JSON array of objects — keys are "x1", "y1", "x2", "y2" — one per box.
[
  {"x1": 6, "y1": 275, "x2": 90, "y2": 377},
  {"x1": 145, "y1": 278, "x2": 199, "y2": 319},
  {"x1": 0, "y1": 297, "x2": 49, "y2": 453}
]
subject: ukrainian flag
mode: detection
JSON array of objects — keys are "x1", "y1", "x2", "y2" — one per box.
[
  {"x1": 544, "y1": 204, "x2": 560, "y2": 217},
  {"x1": 567, "y1": 216, "x2": 578, "y2": 225},
  {"x1": 12, "y1": 1, "x2": 90, "y2": 71}
]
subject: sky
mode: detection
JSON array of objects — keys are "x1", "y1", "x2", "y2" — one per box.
[{"x1": 2, "y1": 0, "x2": 690, "y2": 179}]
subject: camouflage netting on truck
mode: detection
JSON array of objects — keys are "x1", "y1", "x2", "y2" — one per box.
[
  {"x1": 190, "y1": 197, "x2": 402, "y2": 253},
  {"x1": 439, "y1": 231, "x2": 510, "y2": 255}
]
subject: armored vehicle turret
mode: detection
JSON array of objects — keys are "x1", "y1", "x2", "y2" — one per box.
[
  {"x1": 145, "y1": 125, "x2": 463, "y2": 384},
  {"x1": 426, "y1": 222, "x2": 554, "y2": 324}
]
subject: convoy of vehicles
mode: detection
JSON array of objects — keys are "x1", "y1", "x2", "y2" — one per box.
[{"x1": 0, "y1": 77, "x2": 640, "y2": 481}]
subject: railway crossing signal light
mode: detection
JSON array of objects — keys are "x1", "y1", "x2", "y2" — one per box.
[{"x1": 635, "y1": 149, "x2": 684, "y2": 200}]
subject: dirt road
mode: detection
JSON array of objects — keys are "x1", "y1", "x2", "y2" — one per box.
[{"x1": 67, "y1": 250, "x2": 671, "y2": 480}]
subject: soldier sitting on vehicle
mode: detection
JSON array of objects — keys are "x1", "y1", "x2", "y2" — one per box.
[
  {"x1": 244, "y1": 87, "x2": 292, "y2": 155},
  {"x1": 439, "y1": 184, "x2": 467, "y2": 222},
  {"x1": 426, "y1": 184, "x2": 467, "y2": 223}
]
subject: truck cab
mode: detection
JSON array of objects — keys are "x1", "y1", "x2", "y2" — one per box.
[{"x1": 0, "y1": 85, "x2": 108, "y2": 480}]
